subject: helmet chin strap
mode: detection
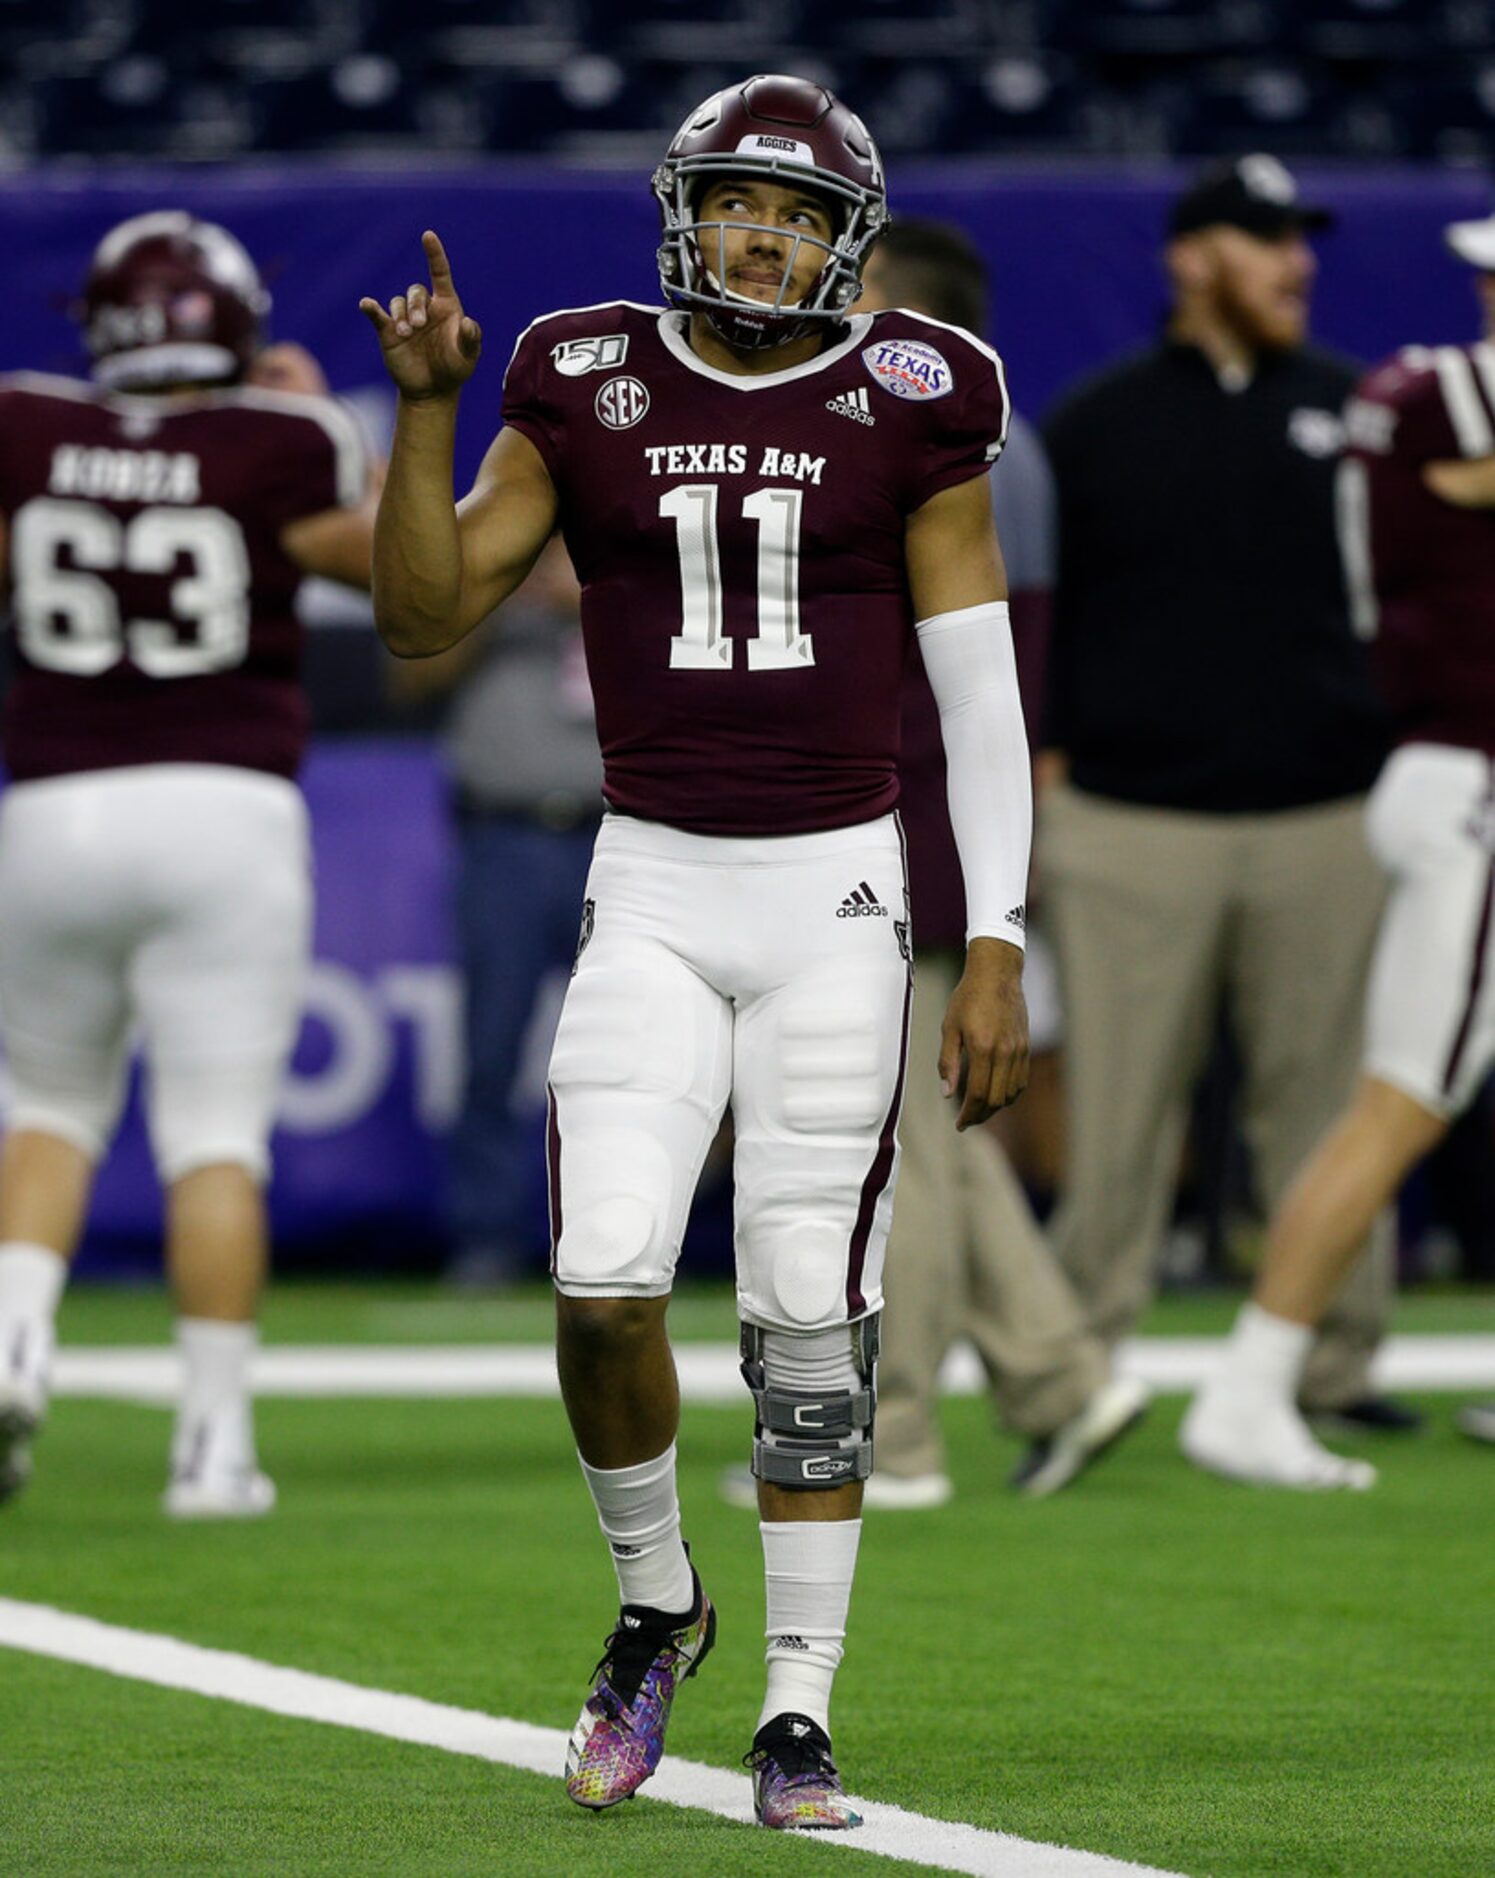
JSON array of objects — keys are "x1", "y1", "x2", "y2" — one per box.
[{"x1": 700, "y1": 264, "x2": 807, "y2": 314}]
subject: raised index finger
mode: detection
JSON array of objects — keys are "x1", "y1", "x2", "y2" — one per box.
[{"x1": 423, "y1": 229, "x2": 456, "y2": 294}]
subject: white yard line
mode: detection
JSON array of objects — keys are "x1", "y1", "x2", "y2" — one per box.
[
  {"x1": 49, "y1": 1334, "x2": 1495, "y2": 1407},
  {"x1": 0, "y1": 1595, "x2": 1184, "y2": 1878}
]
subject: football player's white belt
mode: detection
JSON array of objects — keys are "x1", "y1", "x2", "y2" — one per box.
[{"x1": 740, "y1": 1317, "x2": 879, "y2": 1490}]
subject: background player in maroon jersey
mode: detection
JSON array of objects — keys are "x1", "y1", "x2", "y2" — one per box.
[
  {"x1": 362, "y1": 75, "x2": 1032, "y2": 1827},
  {"x1": 0, "y1": 212, "x2": 375, "y2": 1519},
  {"x1": 1183, "y1": 213, "x2": 1495, "y2": 1487}
]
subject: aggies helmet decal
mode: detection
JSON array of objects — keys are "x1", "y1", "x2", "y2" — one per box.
[
  {"x1": 653, "y1": 73, "x2": 888, "y2": 352},
  {"x1": 81, "y1": 211, "x2": 270, "y2": 391}
]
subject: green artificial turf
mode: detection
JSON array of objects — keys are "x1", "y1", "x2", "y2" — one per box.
[
  {"x1": 50, "y1": 1274, "x2": 1495, "y2": 1346},
  {"x1": 2, "y1": 1387, "x2": 1491, "y2": 1877}
]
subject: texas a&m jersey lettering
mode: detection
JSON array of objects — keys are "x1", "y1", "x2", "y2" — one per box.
[
  {"x1": 643, "y1": 444, "x2": 824, "y2": 483},
  {"x1": 501, "y1": 302, "x2": 1008, "y2": 834}
]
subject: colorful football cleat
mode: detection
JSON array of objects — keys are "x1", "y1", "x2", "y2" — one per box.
[
  {"x1": 564, "y1": 1571, "x2": 716, "y2": 1809},
  {"x1": 747, "y1": 1712, "x2": 863, "y2": 1831}
]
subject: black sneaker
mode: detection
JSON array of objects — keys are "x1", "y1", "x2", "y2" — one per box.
[
  {"x1": 1306, "y1": 1395, "x2": 1425, "y2": 1436},
  {"x1": 747, "y1": 1712, "x2": 862, "y2": 1830},
  {"x1": 1010, "y1": 1375, "x2": 1151, "y2": 1497}
]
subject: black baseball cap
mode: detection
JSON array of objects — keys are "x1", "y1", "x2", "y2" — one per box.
[{"x1": 1169, "y1": 155, "x2": 1334, "y2": 240}]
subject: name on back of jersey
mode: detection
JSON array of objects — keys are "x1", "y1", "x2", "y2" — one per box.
[
  {"x1": 644, "y1": 442, "x2": 826, "y2": 485},
  {"x1": 49, "y1": 442, "x2": 201, "y2": 504}
]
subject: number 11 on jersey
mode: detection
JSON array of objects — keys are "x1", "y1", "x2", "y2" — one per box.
[{"x1": 661, "y1": 483, "x2": 815, "y2": 672}]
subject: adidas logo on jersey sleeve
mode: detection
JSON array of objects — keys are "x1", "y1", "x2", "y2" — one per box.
[{"x1": 825, "y1": 386, "x2": 875, "y2": 425}]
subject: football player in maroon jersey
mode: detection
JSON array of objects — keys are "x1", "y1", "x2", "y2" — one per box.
[
  {"x1": 0, "y1": 212, "x2": 376, "y2": 1520},
  {"x1": 363, "y1": 75, "x2": 1032, "y2": 1826},
  {"x1": 1183, "y1": 214, "x2": 1495, "y2": 1487}
]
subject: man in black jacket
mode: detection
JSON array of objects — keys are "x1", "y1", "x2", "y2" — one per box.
[{"x1": 1038, "y1": 156, "x2": 1398, "y2": 1422}]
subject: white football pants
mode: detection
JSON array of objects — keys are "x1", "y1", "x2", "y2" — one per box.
[
  {"x1": 0, "y1": 763, "x2": 312, "y2": 1182},
  {"x1": 547, "y1": 812, "x2": 912, "y2": 1332},
  {"x1": 1364, "y1": 741, "x2": 1495, "y2": 1118}
]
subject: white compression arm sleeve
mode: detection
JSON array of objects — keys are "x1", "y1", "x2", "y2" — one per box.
[{"x1": 913, "y1": 599, "x2": 1032, "y2": 949}]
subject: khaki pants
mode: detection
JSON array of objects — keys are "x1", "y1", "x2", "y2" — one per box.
[
  {"x1": 1039, "y1": 781, "x2": 1391, "y2": 1409},
  {"x1": 877, "y1": 949, "x2": 1108, "y2": 1473}
]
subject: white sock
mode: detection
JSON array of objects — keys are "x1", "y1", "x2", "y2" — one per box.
[
  {"x1": 578, "y1": 1444, "x2": 695, "y2": 1615},
  {"x1": 759, "y1": 1518, "x2": 862, "y2": 1736},
  {"x1": 1221, "y1": 1302, "x2": 1313, "y2": 1403},
  {"x1": 0, "y1": 1243, "x2": 68, "y2": 1394},
  {"x1": 174, "y1": 1318, "x2": 258, "y2": 1474}
]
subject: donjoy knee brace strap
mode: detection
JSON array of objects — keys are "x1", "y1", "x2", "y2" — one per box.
[{"x1": 740, "y1": 1317, "x2": 879, "y2": 1490}]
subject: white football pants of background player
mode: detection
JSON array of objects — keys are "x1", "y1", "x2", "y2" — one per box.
[
  {"x1": 1183, "y1": 743, "x2": 1495, "y2": 1487},
  {"x1": 0, "y1": 764, "x2": 311, "y2": 1518},
  {"x1": 551, "y1": 811, "x2": 911, "y2": 1733}
]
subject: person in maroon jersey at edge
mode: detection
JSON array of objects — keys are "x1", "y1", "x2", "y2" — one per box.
[
  {"x1": 1183, "y1": 212, "x2": 1495, "y2": 1487},
  {"x1": 0, "y1": 213, "x2": 375, "y2": 1520},
  {"x1": 361, "y1": 75, "x2": 1031, "y2": 1828}
]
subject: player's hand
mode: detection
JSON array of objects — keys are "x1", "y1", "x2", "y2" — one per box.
[
  {"x1": 1423, "y1": 454, "x2": 1495, "y2": 507},
  {"x1": 939, "y1": 937, "x2": 1030, "y2": 1131},
  {"x1": 359, "y1": 230, "x2": 482, "y2": 402},
  {"x1": 246, "y1": 342, "x2": 330, "y2": 398}
]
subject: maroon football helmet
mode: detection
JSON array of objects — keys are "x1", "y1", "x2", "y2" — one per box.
[
  {"x1": 81, "y1": 211, "x2": 269, "y2": 391},
  {"x1": 653, "y1": 74, "x2": 888, "y2": 352}
]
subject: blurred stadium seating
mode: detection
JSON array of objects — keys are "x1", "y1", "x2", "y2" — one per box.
[{"x1": 3, "y1": 0, "x2": 1495, "y2": 163}]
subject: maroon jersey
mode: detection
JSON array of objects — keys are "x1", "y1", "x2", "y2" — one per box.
[
  {"x1": 0, "y1": 371, "x2": 366, "y2": 782},
  {"x1": 502, "y1": 303, "x2": 1008, "y2": 835},
  {"x1": 1344, "y1": 344, "x2": 1495, "y2": 754}
]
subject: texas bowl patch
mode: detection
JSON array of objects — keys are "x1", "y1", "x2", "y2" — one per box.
[{"x1": 861, "y1": 338, "x2": 954, "y2": 401}]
